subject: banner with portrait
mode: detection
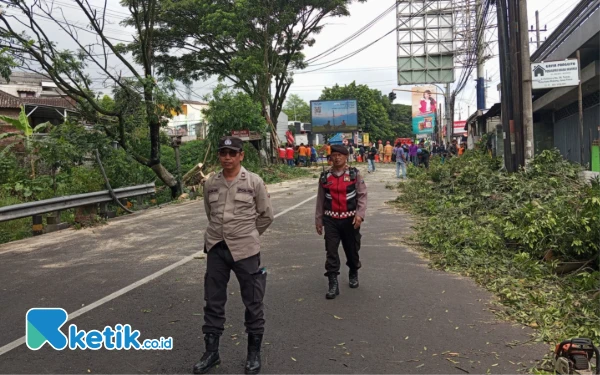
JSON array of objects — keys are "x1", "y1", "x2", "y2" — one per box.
[{"x1": 411, "y1": 86, "x2": 437, "y2": 135}]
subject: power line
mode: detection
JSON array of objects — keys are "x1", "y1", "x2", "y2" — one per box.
[
  {"x1": 49, "y1": 0, "x2": 128, "y2": 21},
  {"x1": 296, "y1": 0, "x2": 437, "y2": 74},
  {"x1": 305, "y1": 0, "x2": 398, "y2": 65},
  {"x1": 545, "y1": 1, "x2": 579, "y2": 28},
  {"x1": 4, "y1": 11, "x2": 134, "y2": 43}
]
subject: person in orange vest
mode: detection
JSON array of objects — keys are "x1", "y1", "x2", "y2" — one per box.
[
  {"x1": 298, "y1": 143, "x2": 308, "y2": 167},
  {"x1": 286, "y1": 144, "x2": 295, "y2": 167},
  {"x1": 458, "y1": 142, "x2": 466, "y2": 156},
  {"x1": 383, "y1": 141, "x2": 393, "y2": 163},
  {"x1": 321, "y1": 142, "x2": 332, "y2": 165},
  {"x1": 277, "y1": 144, "x2": 286, "y2": 164}
]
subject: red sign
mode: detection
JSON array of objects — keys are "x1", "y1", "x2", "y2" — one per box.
[
  {"x1": 453, "y1": 121, "x2": 467, "y2": 136},
  {"x1": 395, "y1": 137, "x2": 413, "y2": 145},
  {"x1": 231, "y1": 130, "x2": 250, "y2": 138},
  {"x1": 285, "y1": 130, "x2": 294, "y2": 145}
]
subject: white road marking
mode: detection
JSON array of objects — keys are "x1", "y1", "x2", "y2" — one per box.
[{"x1": 0, "y1": 193, "x2": 317, "y2": 357}]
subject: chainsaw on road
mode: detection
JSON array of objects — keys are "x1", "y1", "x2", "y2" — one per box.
[{"x1": 554, "y1": 338, "x2": 599, "y2": 375}]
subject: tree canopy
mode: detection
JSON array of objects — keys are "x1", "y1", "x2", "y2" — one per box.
[
  {"x1": 0, "y1": 0, "x2": 183, "y2": 196},
  {"x1": 154, "y1": 0, "x2": 365, "y2": 147},
  {"x1": 383, "y1": 100, "x2": 413, "y2": 138},
  {"x1": 319, "y1": 82, "x2": 395, "y2": 141},
  {"x1": 202, "y1": 84, "x2": 267, "y2": 157},
  {"x1": 283, "y1": 94, "x2": 311, "y2": 123}
]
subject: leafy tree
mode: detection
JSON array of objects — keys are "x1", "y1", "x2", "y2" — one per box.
[
  {"x1": 319, "y1": 82, "x2": 393, "y2": 141},
  {"x1": 0, "y1": 106, "x2": 51, "y2": 178},
  {"x1": 202, "y1": 85, "x2": 267, "y2": 161},
  {"x1": 283, "y1": 94, "x2": 311, "y2": 123},
  {"x1": 0, "y1": 47, "x2": 17, "y2": 82},
  {"x1": 33, "y1": 121, "x2": 110, "y2": 194},
  {"x1": 382, "y1": 99, "x2": 413, "y2": 138},
  {"x1": 154, "y1": 0, "x2": 365, "y2": 149},
  {"x1": 0, "y1": 0, "x2": 183, "y2": 196}
]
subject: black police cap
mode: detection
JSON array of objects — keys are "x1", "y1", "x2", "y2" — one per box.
[
  {"x1": 330, "y1": 144, "x2": 349, "y2": 155},
  {"x1": 219, "y1": 136, "x2": 243, "y2": 151}
]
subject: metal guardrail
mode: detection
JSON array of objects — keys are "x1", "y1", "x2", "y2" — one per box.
[{"x1": 0, "y1": 183, "x2": 156, "y2": 222}]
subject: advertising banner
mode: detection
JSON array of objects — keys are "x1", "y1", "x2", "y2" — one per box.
[
  {"x1": 363, "y1": 133, "x2": 369, "y2": 146},
  {"x1": 411, "y1": 86, "x2": 437, "y2": 135},
  {"x1": 310, "y1": 100, "x2": 358, "y2": 134}
]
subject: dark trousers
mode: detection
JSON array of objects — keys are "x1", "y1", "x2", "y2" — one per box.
[
  {"x1": 323, "y1": 216, "x2": 362, "y2": 276},
  {"x1": 203, "y1": 242, "x2": 266, "y2": 335}
]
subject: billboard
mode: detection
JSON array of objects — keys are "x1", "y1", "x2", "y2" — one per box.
[
  {"x1": 411, "y1": 86, "x2": 437, "y2": 135},
  {"x1": 310, "y1": 100, "x2": 358, "y2": 134},
  {"x1": 397, "y1": 0, "x2": 455, "y2": 84}
]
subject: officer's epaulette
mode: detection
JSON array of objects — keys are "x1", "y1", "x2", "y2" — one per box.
[{"x1": 319, "y1": 169, "x2": 330, "y2": 184}]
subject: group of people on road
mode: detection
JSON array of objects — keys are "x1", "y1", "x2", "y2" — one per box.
[
  {"x1": 385, "y1": 138, "x2": 469, "y2": 179},
  {"x1": 197, "y1": 136, "x2": 368, "y2": 375},
  {"x1": 277, "y1": 143, "x2": 318, "y2": 167}
]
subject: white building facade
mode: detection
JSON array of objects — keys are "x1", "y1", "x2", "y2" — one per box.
[
  {"x1": 0, "y1": 72, "x2": 64, "y2": 98},
  {"x1": 166, "y1": 100, "x2": 209, "y2": 143}
]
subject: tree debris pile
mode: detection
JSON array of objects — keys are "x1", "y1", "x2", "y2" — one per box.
[{"x1": 397, "y1": 144, "x2": 600, "y2": 344}]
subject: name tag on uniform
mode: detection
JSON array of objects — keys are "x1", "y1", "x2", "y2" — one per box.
[{"x1": 237, "y1": 187, "x2": 254, "y2": 195}]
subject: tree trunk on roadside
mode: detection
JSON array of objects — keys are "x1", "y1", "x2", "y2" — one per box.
[{"x1": 150, "y1": 162, "x2": 179, "y2": 197}]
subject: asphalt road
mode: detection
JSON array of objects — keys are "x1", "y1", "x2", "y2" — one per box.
[{"x1": 0, "y1": 163, "x2": 547, "y2": 374}]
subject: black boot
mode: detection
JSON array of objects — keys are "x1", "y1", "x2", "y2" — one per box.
[
  {"x1": 245, "y1": 333, "x2": 263, "y2": 374},
  {"x1": 349, "y1": 270, "x2": 359, "y2": 289},
  {"x1": 193, "y1": 333, "x2": 221, "y2": 374},
  {"x1": 326, "y1": 274, "x2": 340, "y2": 299}
]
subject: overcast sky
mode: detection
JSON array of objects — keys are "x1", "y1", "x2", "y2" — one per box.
[
  {"x1": 6, "y1": 0, "x2": 582, "y2": 120},
  {"x1": 283, "y1": 0, "x2": 581, "y2": 120}
]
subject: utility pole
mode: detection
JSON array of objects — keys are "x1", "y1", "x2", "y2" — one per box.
[
  {"x1": 577, "y1": 50, "x2": 584, "y2": 166},
  {"x1": 508, "y1": 0, "x2": 524, "y2": 168},
  {"x1": 535, "y1": 11, "x2": 541, "y2": 49},
  {"x1": 445, "y1": 83, "x2": 452, "y2": 144},
  {"x1": 185, "y1": 83, "x2": 192, "y2": 101},
  {"x1": 528, "y1": 11, "x2": 547, "y2": 48},
  {"x1": 496, "y1": 0, "x2": 514, "y2": 172},
  {"x1": 476, "y1": 0, "x2": 486, "y2": 110},
  {"x1": 519, "y1": 0, "x2": 534, "y2": 164}
]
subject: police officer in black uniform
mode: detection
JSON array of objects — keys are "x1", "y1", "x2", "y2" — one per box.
[{"x1": 315, "y1": 144, "x2": 368, "y2": 299}]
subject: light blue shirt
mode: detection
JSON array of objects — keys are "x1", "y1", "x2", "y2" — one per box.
[{"x1": 393, "y1": 147, "x2": 406, "y2": 164}]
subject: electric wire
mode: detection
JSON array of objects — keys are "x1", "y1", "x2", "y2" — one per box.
[
  {"x1": 305, "y1": 0, "x2": 398, "y2": 64},
  {"x1": 296, "y1": 0, "x2": 437, "y2": 74}
]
